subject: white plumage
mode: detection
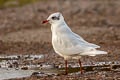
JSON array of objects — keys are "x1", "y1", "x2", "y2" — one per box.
[
  {"x1": 42, "y1": 12, "x2": 107, "y2": 74},
  {"x1": 45, "y1": 12, "x2": 107, "y2": 60}
]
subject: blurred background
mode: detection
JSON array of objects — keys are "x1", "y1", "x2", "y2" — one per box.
[
  {"x1": 0, "y1": 0, "x2": 120, "y2": 80},
  {"x1": 0, "y1": 0, "x2": 120, "y2": 61}
]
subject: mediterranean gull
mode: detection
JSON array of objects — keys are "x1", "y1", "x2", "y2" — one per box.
[{"x1": 42, "y1": 12, "x2": 107, "y2": 74}]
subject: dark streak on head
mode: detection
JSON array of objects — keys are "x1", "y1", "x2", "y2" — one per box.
[{"x1": 52, "y1": 16, "x2": 60, "y2": 20}]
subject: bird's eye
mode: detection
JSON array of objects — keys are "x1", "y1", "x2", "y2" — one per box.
[{"x1": 52, "y1": 16, "x2": 56, "y2": 20}]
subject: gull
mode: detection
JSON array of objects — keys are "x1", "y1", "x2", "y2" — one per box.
[{"x1": 42, "y1": 12, "x2": 107, "y2": 74}]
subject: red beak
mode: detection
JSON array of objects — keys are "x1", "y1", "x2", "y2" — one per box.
[{"x1": 42, "y1": 20, "x2": 49, "y2": 24}]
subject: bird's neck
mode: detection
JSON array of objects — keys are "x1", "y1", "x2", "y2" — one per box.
[{"x1": 51, "y1": 21, "x2": 72, "y2": 36}]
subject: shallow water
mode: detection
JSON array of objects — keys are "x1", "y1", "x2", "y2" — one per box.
[
  {"x1": 0, "y1": 61, "x2": 119, "y2": 79},
  {"x1": 0, "y1": 68, "x2": 35, "y2": 80}
]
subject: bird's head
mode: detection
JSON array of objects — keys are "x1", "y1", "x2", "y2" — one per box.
[{"x1": 42, "y1": 12, "x2": 64, "y2": 25}]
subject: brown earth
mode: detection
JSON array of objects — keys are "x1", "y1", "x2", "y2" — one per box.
[
  {"x1": 9, "y1": 71, "x2": 120, "y2": 80},
  {"x1": 0, "y1": 0, "x2": 120, "y2": 79}
]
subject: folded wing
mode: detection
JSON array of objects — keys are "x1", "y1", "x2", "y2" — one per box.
[
  {"x1": 58, "y1": 32, "x2": 104, "y2": 56},
  {"x1": 72, "y1": 32, "x2": 100, "y2": 48}
]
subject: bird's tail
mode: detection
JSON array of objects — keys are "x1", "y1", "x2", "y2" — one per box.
[{"x1": 80, "y1": 50, "x2": 107, "y2": 56}]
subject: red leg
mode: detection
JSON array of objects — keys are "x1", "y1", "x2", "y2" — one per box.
[
  {"x1": 65, "y1": 60, "x2": 68, "y2": 75},
  {"x1": 78, "y1": 59, "x2": 83, "y2": 74}
]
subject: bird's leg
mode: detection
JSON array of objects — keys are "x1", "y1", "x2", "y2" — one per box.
[
  {"x1": 78, "y1": 59, "x2": 83, "y2": 74},
  {"x1": 64, "y1": 60, "x2": 68, "y2": 75}
]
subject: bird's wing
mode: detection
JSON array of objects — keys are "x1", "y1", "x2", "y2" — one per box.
[
  {"x1": 72, "y1": 32, "x2": 100, "y2": 48},
  {"x1": 56, "y1": 32, "x2": 98, "y2": 56}
]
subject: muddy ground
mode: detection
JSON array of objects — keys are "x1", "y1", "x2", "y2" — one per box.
[{"x1": 0, "y1": 0, "x2": 120, "y2": 80}]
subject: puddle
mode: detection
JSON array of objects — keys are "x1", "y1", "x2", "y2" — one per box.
[{"x1": 0, "y1": 68, "x2": 35, "y2": 80}]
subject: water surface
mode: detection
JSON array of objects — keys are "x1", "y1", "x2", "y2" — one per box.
[{"x1": 0, "y1": 68, "x2": 35, "y2": 80}]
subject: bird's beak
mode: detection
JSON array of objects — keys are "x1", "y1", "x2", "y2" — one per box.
[{"x1": 42, "y1": 20, "x2": 49, "y2": 24}]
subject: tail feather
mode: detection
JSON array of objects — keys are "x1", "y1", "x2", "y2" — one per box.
[{"x1": 80, "y1": 50, "x2": 107, "y2": 56}]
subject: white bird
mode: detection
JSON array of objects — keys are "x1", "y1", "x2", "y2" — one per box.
[{"x1": 42, "y1": 12, "x2": 107, "y2": 74}]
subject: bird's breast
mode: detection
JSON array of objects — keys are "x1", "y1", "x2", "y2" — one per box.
[
  {"x1": 52, "y1": 34, "x2": 63, "y2": 55},
  {"x1": 52, "y1": 32, "x2": 73, "y2": 54},
  {"x1": 52, "y1": 34, "x2": 63, "y2": 48}
]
